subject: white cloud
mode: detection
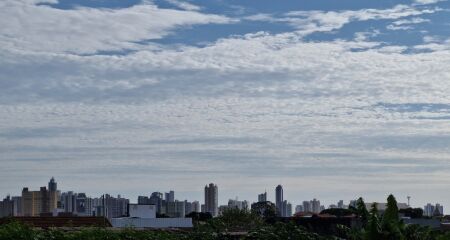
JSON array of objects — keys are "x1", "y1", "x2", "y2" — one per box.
[
  {"x1": 392, "y1": 17, "x2": 430, "y2": 25},
  {"x1": 0, "y1": 0, "x2": 233, "y2": 54},
  {"x1": 354, "y1": 30, "x2": 381, "y2": 42},
  {"x1": 387, "y1": 17, "x2": 430, "y2": 30},
  {"x1": 2, "y1": 1, "x2": 450, "y2": 207},
  {"x1": 164, "y1": 0, "x2": 202, "y2": 11},
  {"x1": 414, "y1": 0, "x2": 446, "y2": 5},
  {"x1": 246, "y1": 5, "x2": 439, "y2": 36}
]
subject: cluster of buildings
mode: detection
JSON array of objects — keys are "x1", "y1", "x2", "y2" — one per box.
[
  {"x1": 295, "y1": 199, "x2": 326, "y2": 214},
  {"x1": 424, "y1": 203, "x2": 444, "y2": 217},
  {"x1": 275, "y1": 185, "x2": 293, "y2": 217},
  {"x1": 0, "y1": 178, "x2": 446, "y2": 224}
]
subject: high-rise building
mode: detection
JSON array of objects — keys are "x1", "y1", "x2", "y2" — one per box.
[
  {"x1": 138, "y1": 196, "x2": 151, "y2": 205},
  {"x1": 192, "y1": 201, "x2": 200, "y2": 213},
  {"x1": 338, "y1": 200, "x2": 344, "y2": 209},
  {"x1": 311, "y1": 198, "x2": 321, "y2": 214},
  {"x1": 90, "y1": 197, "x2": 103, "y2": 216},
  {"x1": 61, "y1": 191, "x2": 76, "y2": 213},
  {"x1": 204, "y1": 183, "x2": 218, "y2": 217},
  {"x1": 201, "y1": 204, "x2": 206, "y2": 213},
  {"x1": 149, "y1": 192, "x2": 163, "y2": 214},
  {"x1": 424, "y1": 203, "x2": 444, "y2": 217},
  {"x1": 436, "y1": 204, "x2": 444, "y2": 216},
  {"x1": 303, "y1": 201, "x2": 312, "y2": 213},
  {"x1": 167, "y1": 200, "x2": 185, "y2": 218},
  {"x1": 21, "y1": 186, "x2": 57, "y2": 216},
  {"x1": 286, "y1": 202, "x2": 292, "y2": 217},
  {"x1": 275, "y1": 185, "x2": 283, "y2": 216},
  {"x1": 99, "y1": 194, "x2": 129, "y2": 219},
  {"x1": 424, "y1": 203, "x2": 434, "y2": 217},
  {"x1": 228, "y1": 198, "x2": 248, "y2": 210},
  {"x1": 165, "y1": 191, "x2": 175, "y2": 203},
  {"x1": 48, "y1": 177, "x2": 57, "y2": 192},
  {"x1": 258, "y1": 192, "x2": 267, "y2": 202},
  {"x1": 0, "y1": 196, "x2": 14, "y2": 217},
  {"x1": 184, "y1": 200, "x2": 193, "y2": 215},
  {"x1": 12, "y1": 196, "x2": 22, "y2": 216},
  {"x1": 75, "y1": 193, "x2": 89, "y2": 216},
  {"x1": 83, "y1": 196, "x2": 95, "y2": 216}
]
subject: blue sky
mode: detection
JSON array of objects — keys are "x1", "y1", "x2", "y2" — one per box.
[{"x1": 1, "y1": 0, "x2": 450, "y2": 210}]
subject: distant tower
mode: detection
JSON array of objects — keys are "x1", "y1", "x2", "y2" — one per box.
[
  {"x1": 48, "y1": 177, "x2": 57, "y2": 192},
  {"x1": 204, "y1": 183, "x2": 218, "y2": 217},
  {"x1": 275, "y1": 185, "x2": 283, "y2": 216},
  {"x1": 165, "y1": 191, "x2": 175, "y2": 203},
  {"x1": 258, "y1": 191, "x2": 267, "y2": 202},
  {"x1": 407, "y1": 196, "x2": 411, "y2": 206}
]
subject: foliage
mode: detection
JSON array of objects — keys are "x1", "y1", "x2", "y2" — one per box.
[
  {"x1": 337, "y1": 195, "x2": 446, "y2": 240},
  {"x1": 216, "y1": 208, "x2": 264, "y2": 232},
  {"x1": 365, "y1": 203, "x2": 381, "y2": 240},
  {"x1": 383, "y1": 194, "x2": 400, "y2": 225},
  {"x1": 0, "y1": 221, "x2": 36, "y2": 240},
  {"x1": 356, "y1": 197, "x2": 369, "y2": 227},
  {"x1": 246, "y1": 222, "x2": 326, "y2": 240},
  {"x1": 403, "y1": 224, "x2": 439, "y2": 240},
  {"x1": 250, "y1": 201, "x2": 276, "y2": 224}
]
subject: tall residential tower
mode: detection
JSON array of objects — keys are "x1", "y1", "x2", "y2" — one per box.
[
  {"x1": 275, "y1": 185, "x2": 283, "y2": 216},
  {"x1": 204, "y1": 183, "x2": 218, "y2": 217}
]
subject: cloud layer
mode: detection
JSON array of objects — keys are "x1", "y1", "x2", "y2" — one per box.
[
  {"x1": 1, "y1": 0, "x2": 450, "y2": 208},
  {"x1": 0, "y1": 0, "x2": 232, "y2": 54}
]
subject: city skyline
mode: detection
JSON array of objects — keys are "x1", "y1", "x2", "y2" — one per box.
[
  {"x1": 2, "y1": 0, "x2": 450, "y2": 212},
  {"x1": 0, "y1": 178, "x2": 443, "y2": 214}
]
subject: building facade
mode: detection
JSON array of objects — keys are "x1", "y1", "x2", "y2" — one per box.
[
  {"x1": 21, "y1": 186, "x2": 58, "y2": 216},
  {"x1": 258, "y1": 192, "x2": 267, "y2": 202},
  {"x1": 275, "y1": 185, "x2": 283, "y2": 216},
  {"x1": 167, "y1": 200, "x2": 185, "y2": 218},
  {"x1": 204, "y1": 183, "x2": 218, "y2": 217},
  {"x1": 0, "y1": 196, "x2": 14, "y2": 217},
  {"x1": 191, "y1": 201, "x2": 200, "y2": 213}
]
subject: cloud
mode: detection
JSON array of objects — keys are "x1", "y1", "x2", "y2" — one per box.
[
  {"x1": 164, "y1": 0, "x2": 202, "y2": 11},
  {"x1": 0, "y1": 0, "x2": 233, "y2": 54},
  {"x1": 387, "y1": 17, "x2": 430, "y2": 30},
  {"x1": 245, "y1": 5, "x2": 439, "y2": 36},
  {"x1": 414, "y1": 0, "x2": 446, "y2": 5},
  {"x1": 2, "y1": 0, "x2": 450, "y2": 207}
]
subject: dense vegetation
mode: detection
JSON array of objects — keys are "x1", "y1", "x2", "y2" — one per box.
[
  {"x1": 337, "y1": 195, "x2": 450, "y2": 240},
  {"x1": 1, "y1": 194, "x2": 450, "y2": 239}
]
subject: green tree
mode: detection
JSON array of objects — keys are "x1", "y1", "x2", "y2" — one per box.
[
  {"x1": 218, "y1": 208, "x2": 264, "y2": 232},
  {"x1": 365, "y1": 203, "x2": 381, "y2": 240},
  {"x1": 0, "y1": 221, "x2": 37, "y2": 240},
  {"x1": 403, "y1": 224, "x2": 438, "y2": 240},
  {"x1": 383, "y1": 194, "x2": 399, "y2": 225},
  {"x1": 380, "y1": 194, "x2": 404, "y2": 240},
  {"x1": 250, "y1": 201, "x2": 277, "y2": 224},
  {"x1": 356, "y1": 197, "x2": 369, "y2": 226}
]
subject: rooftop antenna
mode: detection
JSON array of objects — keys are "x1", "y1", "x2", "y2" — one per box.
[{"x1": 407, "y1": 196, "x2": 411, "y2": 207}]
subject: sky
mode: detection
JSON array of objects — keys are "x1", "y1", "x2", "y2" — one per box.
[{"x1": 1, "y1": 0, "x2": 450, "y2": 210}]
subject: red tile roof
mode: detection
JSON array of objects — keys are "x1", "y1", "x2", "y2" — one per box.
[{"x1": 0, "y1": 217, "x2": 111, "y2": 228}]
